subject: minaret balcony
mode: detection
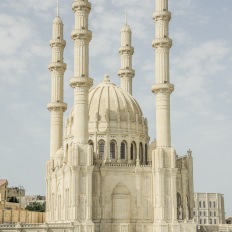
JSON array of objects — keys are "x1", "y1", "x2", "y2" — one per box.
[
  {"x1": 70, "y1": 77, "x2": 93, "y2": 89},
  {"x1": 151, "y1": 83, "x2": 174, "y2": 94},
  {"x1": 118, "y1": 69, "x2": 135, "y2": 78},
  {"x1": 152, "y1": 38, "x2": 172, "y2": 49},
  {"x1": 119, "y1": 46, "x2": 134, "y2": 55},
  {"x1": 153, "y1": 11, "x2": 171, "y2": 22},
  {"x1": 72, "y1": 0, "x2": 91, "y2": 13},
  {"x1": 47, "y1": 102, "x2": 67, "y2": 112},
  {"x1": 71, "y1": 29, "x2": 92, "y2": 41},
  {"x1": 48, "y1": 62, "x2": 67, "y2": 71},
  {"x1": 50, "y1": 39, "x2": 66, "y2": 48}
]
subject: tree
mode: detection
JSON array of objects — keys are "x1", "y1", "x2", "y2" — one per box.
[{"x1": 25, "y1": 202, "x2": 46, "y2": 212}]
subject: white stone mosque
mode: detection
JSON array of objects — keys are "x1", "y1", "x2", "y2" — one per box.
[{"x1": 2, "y1": 0, "x2": 218, "y2": 231}]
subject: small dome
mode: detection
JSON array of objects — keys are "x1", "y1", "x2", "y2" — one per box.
[
  {"x1": 113, "y1": 183, "x2": 130, "y2": 195},
  {"x1": 53, "y1": 16, "x2": 63, "y2": 24},
  {"x1": 121, "y1": 24, "x2": 131, "y2": 32},
  {"x1": 88, "y1": 75, "x2": 144, "y2": 133}
]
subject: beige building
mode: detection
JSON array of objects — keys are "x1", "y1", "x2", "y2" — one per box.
[
  {"x1": 7, "y1": 187, "x2": 25, "y2": 201},
  {"x1": 193, "y1": 193, "x2": 225, "y2": 225},
  {"x1": 226, "y1": 217, "x2": 232, "y2": 224},
  {"x1": 0, "y1": 180, "x2": 8, "y2": 204}
]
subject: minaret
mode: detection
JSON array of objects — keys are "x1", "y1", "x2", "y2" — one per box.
[
  {"x1": 118, "y1": 11, "x2": 135, "y2": 95},
  {"x1": 70, "y1": 0, "x2": 93, "y2": 144},
  {"x1": 47, "y1": 2, "x2": 67, "y2": 158},
  {"x1": 151, "y1": 0, "x2": 178, "y2": 228},
  {"x1": 152, "y1": 0, "x2": 174, "y2": 147}
]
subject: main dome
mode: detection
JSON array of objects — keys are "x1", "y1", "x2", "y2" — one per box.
[{"x1": 88, "y1": 75, "x2": 147, "y2": 134}]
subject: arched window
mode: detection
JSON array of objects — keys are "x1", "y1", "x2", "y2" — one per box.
[
  {"x1": 139, "y1": 143, "x2": 143, "y2": 164},
  {"x1": 110, "y1": 141, "x2": 116, "y2": 160},
  {"x1": 145, "y1": 144, "x2": 148, "y2": 164},
  {"x1": 177, "y1": 192, "x2": 182, "y2": 220},
  {"x1": 130, "y1": 143, "x2": 134, "y2": 160},
  {"x1": 120, "y1": 141, "x2": 126, "y2": 159},
  {"x1": 98, "y1": 140, "x2": 105, "y2": 160}
]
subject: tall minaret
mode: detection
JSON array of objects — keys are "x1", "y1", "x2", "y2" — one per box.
[
  {"x1": 152, "y1": 0, "x2": 174, "y2": 147},
  {"x1": 118, "y1": 12, "x2": 135, "y2": 95},
  {"x1": 47, "y1": 3, "x2": 67, "y2": 158},
  {"x1": 151, "y1": 0, "x2": 178, "y2": 228},
  {"x1": 70, "y1": 0, "x2": 93, "y2": 144}
]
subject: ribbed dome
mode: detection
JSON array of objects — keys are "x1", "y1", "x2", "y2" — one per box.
[{"x1": 89, "y1": 75, "x2": 143, "y2": 127}]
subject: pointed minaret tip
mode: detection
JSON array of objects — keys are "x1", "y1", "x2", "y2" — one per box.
[
  {"x1": 56, "y1": 0, "x2": 59, "y2": 17},
  {"x1": 125, "y1": 9, "x2": 128, "y2": 25}
]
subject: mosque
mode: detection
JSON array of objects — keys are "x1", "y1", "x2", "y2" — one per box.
[
  {"x1": 0, "y1": 0, "x2": 199, "y2": 232},
  {"x1": 44, "y1": 0, "x2": 197, "y2": 232}
]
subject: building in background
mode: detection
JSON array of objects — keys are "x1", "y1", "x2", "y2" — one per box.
[
  {"x1": 194, "y1": 193, "x2": 225, "y2": 225},
  {"x1": 7, "y1": 186, "x2": 25, "y2": 202},
  {"x1": 0, "y1": 180, "x2": 8, "y2": 205},
  {"x1": 225, "y1": 217, "x2": 232, "y2": 224},
  {"x1": 24, "y1": 195, "x2": 45, "y2": 207}
]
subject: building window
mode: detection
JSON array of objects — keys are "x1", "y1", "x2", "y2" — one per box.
[
  {"x1": 204, "y1": 211, "x2": 206, "y2": 216},
  {"x1": 130, "y1": 143, "x2": 134, "y2": 160},
  {"x1": 110, "y1": 141, "x2": 116, "y2": 160},
  {"x1": 99, "y1": 141, "x2": 105, "y2": 160},
  {"x1": 214, "y1": 211, "x2": 216, "y2": 216},
  {"x1": 209, "y1": 201, "x2": 212, "y2": 208},
  {"x1": 210, "y1": 219, "x2": 212, "y2": 224},
  {"x1": 204, "y1": 219, "x2": 206, "y2": 224},
  {"x1": 210, "y1": 211, "x2": 212, "y2": 216},
  {"x1": 199, "y1": 201, "x2": 201, "y2": 207},
  {"x1": 193, "y1": 211, "x2": 195, "y2": 216},
  {"x1": 145, "y1": 144, "x2": 148, "y2": 164},
  {"x1": 203, "y1": 201, "x2": 205, "y2": 208},
  {"x1": 120, "y1": 142, "x2": 126, "y2": 159},
  {"x1": 200, "y1": 219, "x2": 202, "y2": 224},
  {"x1": 200, "y1": 211, "x2": 202, "y2": 216},
  {"x1": 139, "y1": 143, "x2": 143, "y2": 163},
  {"x1": 213, "y1": 201, "x2": 216, "y2": 208},
  {"x1": 214, "y1": 219, "x2": 216, "y2": 224}
]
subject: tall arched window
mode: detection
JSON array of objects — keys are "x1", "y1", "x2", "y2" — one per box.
[
  {"x1": 139, "y1": 143, "x2": 143, "y2": 164},
  {"x1": 130, "y1": 143, "x2": 134, "y2": 160},
  {"x1": 110, "y1": 141, "x2": 116, "y2": 160},
  {"x1": 177, "y1": 192, "x2": 182, "y2": 220},
  {"x1": 145, "y1": 144, "x2": 148, "y2": 164},
  {"x1": 120, "y1": 141, "x2": 126, "y2": 159},
  {"x1": 99, "y1": 140, "x2": 105, "y2": 160}
]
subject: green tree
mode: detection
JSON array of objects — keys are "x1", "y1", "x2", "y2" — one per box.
[{"x1": 25, "y1": 202, "x2": 46, "y2": 212}]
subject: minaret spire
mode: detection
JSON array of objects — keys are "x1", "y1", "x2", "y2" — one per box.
[
  {"x1": 56, "y1": 0, "x2": 59, "y2": 17},
  {"x1": 151, "y1": 0, "x2": 178, "y2": 229},
  {"x1": 152, "y1": 0, "x2": 174, "y2": 147},
  {"x1": 70, "y1": 0, "x2": 93, "y2": 144},
  {"x1": 118, "y1": 13, "x2": 135, "y2": 95},
  {"x1": 125, "y1": 10, "x2": 127, "y2": 25},
  {"x1": 47, "y1": 13, "x2": 67, "y2": 158}
]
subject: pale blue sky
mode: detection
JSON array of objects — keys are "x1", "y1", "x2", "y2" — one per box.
[{"x1": 0, "y1": 0, "x2": 232, "y2": 215}]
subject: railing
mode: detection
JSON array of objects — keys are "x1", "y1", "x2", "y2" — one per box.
[{"x1": 0, "y1": 222, "x2": 75, "y2": 229}]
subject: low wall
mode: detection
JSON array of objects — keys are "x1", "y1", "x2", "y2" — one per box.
[{"x1": 0, "y1": 209, "x2": 45, "y2": 224}]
